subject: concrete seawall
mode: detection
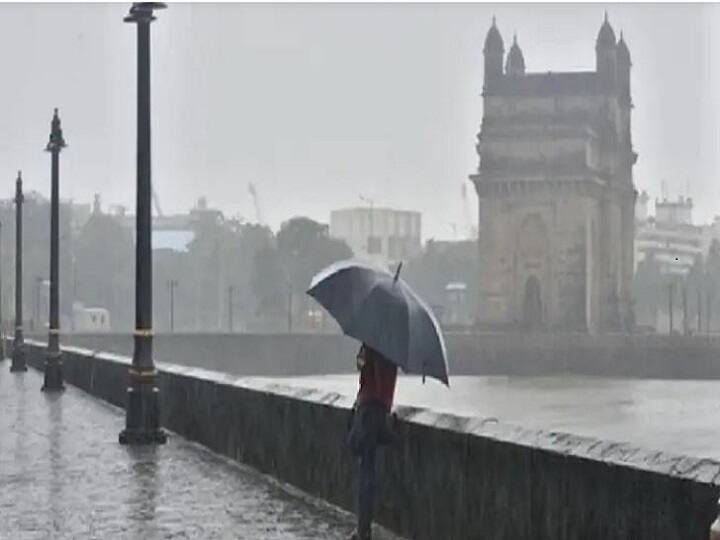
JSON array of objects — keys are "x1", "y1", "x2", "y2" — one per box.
[
  {"x1": 21, "y1": 340, "x2": 720, "y2": 539},
  {"x1": 54, "y1": 331, "x2": 720, "y2": 379}
]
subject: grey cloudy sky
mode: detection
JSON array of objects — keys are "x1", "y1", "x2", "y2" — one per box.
[{"x1": 0, "y1": 3, "x2": 718, "y2": 240}]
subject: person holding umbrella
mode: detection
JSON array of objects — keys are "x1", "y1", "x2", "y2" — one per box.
[
  {"x1": 307, "y1": 260, "x2": 449, "y2": 540},
  {"x1": 347, "y1": 343, "x2": 397, "y2": 540}
]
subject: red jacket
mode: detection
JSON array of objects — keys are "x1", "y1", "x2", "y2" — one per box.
[{"x1": 357, "y1": 346, "x2": 397, "y2": 410}]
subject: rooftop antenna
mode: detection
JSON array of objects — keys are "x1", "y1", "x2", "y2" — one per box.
[
  {"x1": 248, "y1": 182, "x2": 265, "y2": 225},
  {"x1": 661, "y1": 180, "x2": 667, "y2": 200},
  {"x1": 152, "y1": 187, "x2": 163, "y2": 217}
]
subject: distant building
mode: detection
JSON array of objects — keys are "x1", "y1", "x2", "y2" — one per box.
[
  {"x1": 153, "y1": 230, "x2": 194, "y2": 253},
  {"x1": 635, "y1": 194, "x2": 702, "y2": 276},
  {"x1": 635, "y1": 190, "x2": 650, "y2": 222},
  {"x1": 189, "y1": 196, "x2": 224, "y2": 227},
  {"x1": 114, "y1": 196, "x2": 226, "y2": 252},
  {"x1": 443, "y1": 282, "x2": 472, "y2": 327},
  {"x1": 470, "y1": 15, "x2": 637, "y2": 333},
  {"x1": 72, "y1": 302, "x2": 111, "y2": 332},
  {"x1": 329, "y1": 207, "x2": 422, "y2": 266},
  {"x1": 701, "y1": 216, "x2": 720, "y2": 257}
]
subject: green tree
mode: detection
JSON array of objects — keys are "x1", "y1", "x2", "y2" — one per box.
[
  {"x1": 276, "y1": 216, "x2": 352, "y2": 293},
  {"x1": 154, "y1": 248, "x2": 191, "y2": 332},
  {"x1": 185, "y1": 217, "x2": 233, "y2": 331},
  {"x1": 234, "y1": 223, "x2": 275, "y2": 322},
  {"x1": 256, "y1": 216, "x2": 352, "y2": 330},
  {"x1": 75, "y1": 211, "x2": 134, "y2": 330},
  {"x1": 183, "y1": 216, "x2": 276, "y2": 331},
  {"x1": 251, "y1": 245, "x2": 286, "y2": 324},
  {"x1": 403, "y1": 239, "x2": 478, "y2": 322},
  {"x1": 0, "y1": 193, "x2": 73, "y2": 332}
]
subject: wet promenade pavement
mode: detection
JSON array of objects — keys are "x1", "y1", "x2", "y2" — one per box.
[
  {"x1": 262, "y1": 374, "x2": 720, "y2": 460},
  {"x1": 0, "y1": 367, "x2": 401, "y2": 540}
]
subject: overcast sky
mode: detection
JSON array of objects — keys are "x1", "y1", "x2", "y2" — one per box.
[{"x1": 0, "y1": 3, "x2": 718, "y2": 240}]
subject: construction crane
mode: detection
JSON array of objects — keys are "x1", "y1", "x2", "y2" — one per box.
[
  {"x1": 152, "y1": 187, "x2": 164, "y2": 217},
  {"x1": 461, "y1": 183, "x2": 477, "y2": 240},
  {"x1": 248, "y1": 182, "x2": 264, "y2": 225}
]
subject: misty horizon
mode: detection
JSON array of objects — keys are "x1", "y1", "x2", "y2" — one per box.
[{"x1": 0, "y1": 3, "x2": 719, "y2": 240}]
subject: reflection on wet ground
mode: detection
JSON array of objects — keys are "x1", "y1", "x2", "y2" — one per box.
[
  {"x1": 261, "y1": 374, "x2": 720, "y2": 460},
  {"x1": 0, "y1": 368, "x2": 402, "y2": 540}
]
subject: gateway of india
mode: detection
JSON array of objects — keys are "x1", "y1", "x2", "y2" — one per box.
[{"x1": 470, "y1": 15, "x2": 638, "y2": 333}]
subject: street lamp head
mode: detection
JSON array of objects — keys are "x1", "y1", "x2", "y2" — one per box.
[
  {"x1": 45, "y1": 107, "x2": 67, "y2": 153},
  {"x1": 15, "y1": 171, "x2": 23, "y2": 204},
  {"x1": 124, "y1": 2, "x2": 167, "y2": 23}
]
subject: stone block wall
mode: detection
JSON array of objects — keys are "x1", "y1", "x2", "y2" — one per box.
[{"x1": 21, "y1": 340, "x2": 720, "y2": 539}]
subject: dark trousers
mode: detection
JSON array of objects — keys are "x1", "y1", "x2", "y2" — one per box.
[
  {"x1": 349, "y1": 401, "x2": 390, "y2": 539},
  {"x1": 358, "y1": 440, "x2": 377, "y2": 538}
]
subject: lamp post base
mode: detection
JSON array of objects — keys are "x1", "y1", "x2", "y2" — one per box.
[
  {"x1": 119, "y1": 428, "x2": 167, "y2": 445},
  {"x1": 42, "y1": 353, "x2": 65, "y2": 391},
  {"x1": 119, "y1": 380, "x2": 167, "y2": 445},
  {"x1": 10, "y1": 346, "x2": 26, "y2": 372}
]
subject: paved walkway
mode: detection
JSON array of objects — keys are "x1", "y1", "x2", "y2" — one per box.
[{"x1": 0, "y1": 366, "x2": 401, "y2": 540}]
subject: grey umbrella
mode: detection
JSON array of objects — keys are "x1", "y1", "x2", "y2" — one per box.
[{"x1": 307, "y1": 259, "x2": 449, "y2": 385}]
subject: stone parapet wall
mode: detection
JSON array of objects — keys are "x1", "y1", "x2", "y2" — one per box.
[
  {"x1": 446, "y1": 332, "x2": 720, "y2": 378},
  {"x1": 20, "y1": 339, "x2": 720, "y2": 539}
]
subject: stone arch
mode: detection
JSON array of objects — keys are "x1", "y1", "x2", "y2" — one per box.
[
  {"x1": 516, "y1": 213, "x2": 549, "y2": 327},
  {"x1": 585, "y1": 217, "x2": 597, "y2": 333},
  {"x1": 523, "y1": 274, "x2": 543, "y2": 330}
]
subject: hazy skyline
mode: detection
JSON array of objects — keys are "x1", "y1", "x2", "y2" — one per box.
[{"x1": 1, "y1": 3, "x2": 719, "y2": 240}]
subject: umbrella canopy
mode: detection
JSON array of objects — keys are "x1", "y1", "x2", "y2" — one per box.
[{"x1": 307, "y1": 259, "x2": 449, "y2": 385}]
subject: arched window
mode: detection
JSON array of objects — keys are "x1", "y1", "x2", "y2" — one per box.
[{"x1": 523, "y1": 275, "x2": 543, "y2": 330}]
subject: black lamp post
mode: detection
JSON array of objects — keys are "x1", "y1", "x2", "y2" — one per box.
[
  {"x1": 119, "y1": 2, "x2": 167, "y2": 445},
  {"x1": 0, "y1": 220, "x2": 4, "y2": 361},
  {"x1": 227, "y1": 284, "x2": 234, "y2": 333},
  {"x1": 10, "y1": 172, "x2": 26, "y2": 372},
  {"x1": 287, "y1": 283, "x2": 293, "y2": 334},
  {"x1": 43, "y1": 108, "x2": 66, "y2": 391},
  {"x1": 168, "y1": 279, "x2": 177, "y2": 333},
  {"x1": 34, "y1": 276, "x2": 42, "y2": 330}
]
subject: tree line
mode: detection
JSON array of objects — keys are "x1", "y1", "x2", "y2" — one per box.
[
  {"x1": 0, "y1": 193, "x2": 477, "y2": 334},
  {"x1": 73, "y1": 211, "x2": 354, "y2": 333}
]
